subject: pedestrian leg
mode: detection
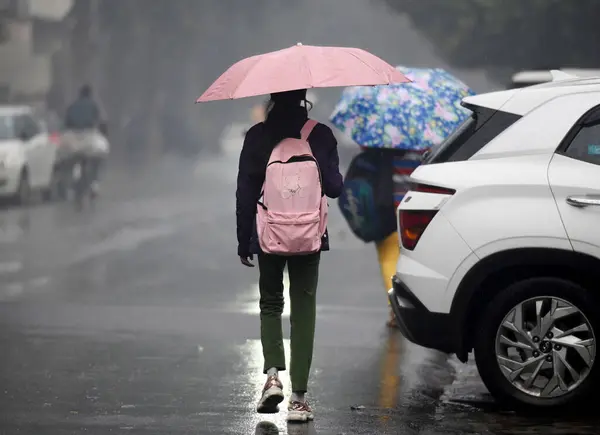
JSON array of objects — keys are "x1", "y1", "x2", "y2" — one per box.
[
  {"x1": 286, "y1": 252, "x2": 320, "y2": 421},
  {"x1": 256, "y1": 253, "x2": 287, "y2": 413},
  {"x1": 375, "y1": 232, "x2": 400, "y2": 326},
  {"x1": 287, "y1": 252, "x2": 320, "y2": 393},
  {"x1": 258, "y1": 254, "x2": 287, "y2": 373}
]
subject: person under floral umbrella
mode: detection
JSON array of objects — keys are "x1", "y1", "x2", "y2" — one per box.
[{"x1": 331, "y1": 66, "x2": 475, "y2": 327}]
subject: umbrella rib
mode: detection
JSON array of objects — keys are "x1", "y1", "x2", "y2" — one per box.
[
  {"x1": 301, "y1": 45, "x2": 314, "y2": 89},
  {"x1": 229, "y1": 57, "x2": 264, "y2": 99},
  {"x1": 343, "y1": 49, "x2": 384, "y2": 81}
]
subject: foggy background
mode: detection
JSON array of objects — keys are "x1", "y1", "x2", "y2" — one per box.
[
  {"x1": 4, "y1": 0, "x2": 598, "y2": 167},
  {"x1": 35, "y1": 1, "x2": 502, "y2": 164},
  {"x1": 1, "y1": 2, "x2": 600, "y2": 434}
]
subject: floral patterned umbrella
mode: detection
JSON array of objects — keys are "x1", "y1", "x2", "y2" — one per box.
[{"x1": 330, "y1": 66, "x2": 475, "y2": 150}]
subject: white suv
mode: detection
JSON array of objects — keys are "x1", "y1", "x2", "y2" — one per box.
[
  {"x1": 0, "y1": 106, "x2": 57, "y2": 203},
  {"x1": 389, "y1": 71, "x2": 600, "y2": 410}
]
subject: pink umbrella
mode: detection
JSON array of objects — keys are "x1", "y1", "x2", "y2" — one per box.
[{"x1": 196, "y1": 43, "x2": 410, "y2": 103}]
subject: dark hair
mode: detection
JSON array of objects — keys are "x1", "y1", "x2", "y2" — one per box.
[
  {"x1": 262, "y1": 89, "x2": 313, "y2": 152},
  {"x1": 80, "y1": 84, "x2": 92, "y2": 98},
  {"x1": 265, "y1": 89, "x2": 312, "y2": 116}
]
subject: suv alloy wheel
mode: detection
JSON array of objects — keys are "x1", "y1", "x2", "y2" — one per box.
[{"x1": 474, "y1": 277, "x2": 598, "y2": 409}]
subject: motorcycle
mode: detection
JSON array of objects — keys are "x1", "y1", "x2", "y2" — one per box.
[{"x1": 58, "y1": 125, "x2": 109, "y2": 207}]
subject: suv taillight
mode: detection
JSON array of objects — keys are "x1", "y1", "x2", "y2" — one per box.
[
  {"x1": 399, "y1": 210, "x2": 438, "y2": 250},
  {"x1": 398, "y1": 183, "x2": 455, "y2": 250},
  {"x1": 410, "y1": 182, "x2": 456, "y2": 195}
]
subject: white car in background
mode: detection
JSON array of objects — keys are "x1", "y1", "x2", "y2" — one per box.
[
  {"x1": 0, "y1": 106, "x2": 57, "y2": 204},
  {"x1": 389, "y1": 71, "x2": 600, "y2": 410}
]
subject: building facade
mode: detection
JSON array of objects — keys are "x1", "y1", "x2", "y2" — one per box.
[{"x1": 0, "y1": 0, "x2": 73, "y2": 106}]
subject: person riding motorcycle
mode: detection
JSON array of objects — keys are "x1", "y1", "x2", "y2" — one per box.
[{"x1": 62, "y1": 85, "x2": 109, "y2": 196}]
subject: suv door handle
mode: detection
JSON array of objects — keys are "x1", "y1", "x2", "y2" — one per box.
[{"x1": 566, "y1": 195, "x2": 600, "y2": 208}]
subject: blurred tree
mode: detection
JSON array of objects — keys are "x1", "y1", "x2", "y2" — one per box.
[{"x1": 381, "y1": 0, "x2": 600, "y2": 69}]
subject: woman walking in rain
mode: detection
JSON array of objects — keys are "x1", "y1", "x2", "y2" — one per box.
[
  {"x1": 196, "y1": 43, "x2": 407, "y2": 423},
  {"x1": 236, "y1": 89, "x2": 343, "y2": 421}
]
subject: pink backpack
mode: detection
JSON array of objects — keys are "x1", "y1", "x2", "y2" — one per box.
[{"x1": 257, "y1": 120, "x2": 328, "y2": 255}]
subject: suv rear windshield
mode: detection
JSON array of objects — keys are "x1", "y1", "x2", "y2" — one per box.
[{"x1": 424, "y1": 104, "x2": 522, "y2": 164}]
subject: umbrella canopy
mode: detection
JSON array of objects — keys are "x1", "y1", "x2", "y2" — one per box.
[
  {"x1": 329, "y1": 67, "x2": 475, "y2": 150},
  {"x1": 196, "y1": 43, "x2": 410, "y2": 102}
]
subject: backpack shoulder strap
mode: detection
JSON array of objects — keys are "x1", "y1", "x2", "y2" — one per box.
[{"x1": 300, "y1": 119, "x2": 318, "y2": 141}]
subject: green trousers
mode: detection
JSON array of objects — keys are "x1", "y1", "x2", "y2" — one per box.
[{"x1": 258, "y1": 252, "x2": 320, "y2": 393}]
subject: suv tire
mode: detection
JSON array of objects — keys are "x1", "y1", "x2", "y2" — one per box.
[{"x1": 474, "y1": 277, "x2": 599, "y2": 410}]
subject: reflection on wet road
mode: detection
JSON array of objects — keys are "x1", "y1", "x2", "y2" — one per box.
[{"x1": 1, "y1": 155, "x2": 599, "y2": 434}]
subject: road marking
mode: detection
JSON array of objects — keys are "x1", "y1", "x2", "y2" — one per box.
[
  {"x1": 0, "y1": 222, "x2": 24, "y2": 243},
  {"x1": 0, "y1": 261, "x2": 23, "y2": 274},
  {"x1": 0, "y1": 276, "x2": 51, "y2": 302},
  {"x1": 74, "y1": 224, "x2": 176, "y2": 263},
  {"x1": 29, "y1": 276, "x2": 50, "y2": 288},
  {"x1": 2, "y1": 283, "x2": 24, "y2": 299}
]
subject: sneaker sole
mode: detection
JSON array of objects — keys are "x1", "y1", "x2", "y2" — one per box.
[
  {"x1": 287, "y1": 410, "x2": 314, "y2": 422},
  {"x1": 256, "y1": 386, "x2": 284, "y2": 414}
]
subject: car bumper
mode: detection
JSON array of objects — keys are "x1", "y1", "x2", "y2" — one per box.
[{"x1": 388, "y1": 275, "x2": 458, "y2": 354}]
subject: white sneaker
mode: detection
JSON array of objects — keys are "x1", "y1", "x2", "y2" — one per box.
[
  {"x1": 287, "y1": 400, "x2": 314, "y2": 422},
  {"x1": 256, "y1": 375, "x2": 284, "y2": 414}
]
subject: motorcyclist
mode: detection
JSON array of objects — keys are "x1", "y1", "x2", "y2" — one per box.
[
  {"x1": 62, "y1": 85, "x2": 109, "y2": 196},
  {"x1": 65, "y1": 85, "x2": 102, "y2": 130}
]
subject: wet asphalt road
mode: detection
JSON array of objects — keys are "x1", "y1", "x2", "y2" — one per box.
[{"x1": 1, "y1": 151, "x2": 600, "y2": 435}]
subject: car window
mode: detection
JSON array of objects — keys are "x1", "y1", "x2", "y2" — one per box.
[
  {"x1": 564, "y1": 120, "x2": 600, "y2": 166},
  {"x1": 15, "y1": 114, "x2": 40, "y2": 140},
  {"x1": 13, "y1": 116, "x2": 25, "y2": 139},
  {"x1": 423, "y1": 115, "x2": 474, "y2": 162},
  {"x1": 24, "y1": 115, "x2": 40, "y2": 137},
  {"x1": 425, "y1": 105, "x2": 522, "y2": 164},
  {"x1": 0, "y1": 115, "x2": 15, "y2": 140}
]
